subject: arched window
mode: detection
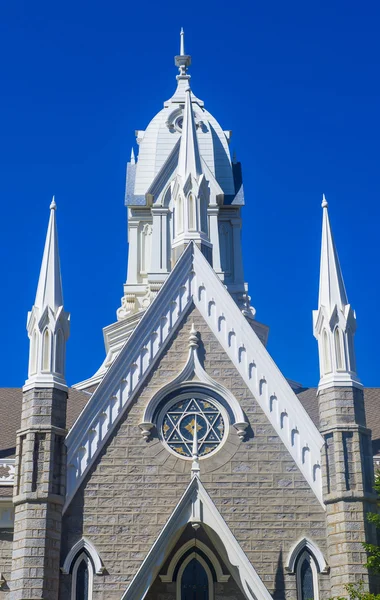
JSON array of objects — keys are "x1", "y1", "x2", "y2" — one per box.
[
  {"x1": 176, "y1": 196, "x2": 183, "y2": 234},
  {"x1": 188, "y1": 194, "x2": 196, "y2": 230},
  {"x1": 177, "y1": 554, "x2": 213, "y2": 600},
  {"x1": 322, "y1": 330, "x2": 331, "y2": 374},
  {"x1": 29, "y1": 330, "x2": 38, "y2": 375},
  {"x1": 296, "y1": 551, "x2": 319, "y2": 600},
  {"x1": 347, "y1": 329, "x2": 356, "y2": 373},
  {"x1": 55, "y1": 329, "x2": 64, "y2": 375},
  {"x1": 334, "y1": 328, "x2": 344, "y2": 370},
  {"x1": 42, "y1": 329, "x2": 50, "y2": 372},
  {"x1": 71, "y1": 552, "x2": 93, "y2": 600}
]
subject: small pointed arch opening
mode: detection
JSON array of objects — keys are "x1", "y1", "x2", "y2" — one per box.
[
  {"x1": 347, "y1": 328, "x2": 356, "y2": 373},
  {"x1": 188, "y1": 193, "x2": 196, "y2": 230},
  {"x1": 55, "y1": 329, "x2": 64, "y2": 375},
  {"x1": 176, "y1": 195, "x2": 184, "y2": 234},
  {"x1": 71, "y1": 552, "x2": 93, "y2": 600},
  {"x1": 334, "y1": 327, "x2": 344, "y2": 371},
  {"x1": 42, "y1": 329, "x2": 51, "y2": 372},
  {"x1": 29, "y1": 330, "x2": 38, "y2": 375},
  {"x1": 296, "y1": 550, "x2": 319, "y2": 600},
  {"x1": 177, "y1": 554, "x2": 213, "y2": 600},
  {"x1": 322, "y1": 329, "x2": 331, "y2": 374}
]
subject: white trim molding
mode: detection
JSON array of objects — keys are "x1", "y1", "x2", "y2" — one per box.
[
  {"x1": 120, "y1": 476, "x2": 273, "y2": 600},
  {"x1": 61, "y1": 537, "x2": 104, "y2": 576},
  {"x1": 160, "y1": 539, "x2": 230, "y2": 583},
  {"x1": 286, "y1": 537, "x2": 328, "y2": 574},
  {"x1": 65, "y1": 243, "x2": 324, "y2": 510}
]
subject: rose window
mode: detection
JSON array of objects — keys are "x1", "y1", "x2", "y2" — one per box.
[{"x1": 161, "y1": 396, "x2": 226, "y2": 459}]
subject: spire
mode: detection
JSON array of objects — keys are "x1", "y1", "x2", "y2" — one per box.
[
  {"x1": 25, "y1": 198, "x2": 70, "y2": 391},
  {"x1": 130, "y1": 148, "x2": 136, "y2": 164},
  {"x1": 34, "y1": 197, "x2": 64, "y2": 313},
  {"x1": 177, "y1": 86, "x2": 202, "y2": 181},
  {"x1": 313, "y1": 195, "x2": 360, "y2": 390},
  {"x1": 318, "y1": 194, "x2": 348, "y2": 313}
]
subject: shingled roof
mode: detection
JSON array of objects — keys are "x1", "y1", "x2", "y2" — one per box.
[{"x1": 0, "y1": 388, "x2": 91, "y2": 458}]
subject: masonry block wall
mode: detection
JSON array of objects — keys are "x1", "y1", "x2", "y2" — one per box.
[
  {"x1": 61, "y1": 307, "x2": 330, "y2": 599},
  {"x1": 10, "y1": 387, "x2": 67, "y2": 600}
]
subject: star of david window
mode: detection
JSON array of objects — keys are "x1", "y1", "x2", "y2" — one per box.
[{"x1": 159, "y1": 394, "x2": 227, "y2": 459}]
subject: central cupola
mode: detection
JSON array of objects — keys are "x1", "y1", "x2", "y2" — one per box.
[{"x1": 119, "y1": 30, "x2": 248, "y2": 320}]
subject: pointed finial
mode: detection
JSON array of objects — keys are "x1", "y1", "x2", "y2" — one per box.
[
  {"x1": 130, "y1": 148, "x2": 136, "y2": 164},
  {"x1": 188, "y1": 323, "x2": 199, "y2": 348},
  {"x1": 50, "y1": 195, "x2": 56, "y2": 210},
  {"x1": 191, "y1": 414, "x2": 200, "y2": 478},
  {"x1": 175, "y1": 28, "x2": 191, "y2": 79},
  {"x1": 322, "y1": 193, "x2": 328, "y2": 208},
  {"x1": 180, "y1": 27, "x2": 185, "y2": 56}
]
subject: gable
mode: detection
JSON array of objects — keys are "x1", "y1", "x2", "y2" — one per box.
[
  {"x1": 65, "y1": 243, "x2": 324, "y2": 510},
  {"x1": 62, "y1": 306, "x2": 327, "y2": 598}
]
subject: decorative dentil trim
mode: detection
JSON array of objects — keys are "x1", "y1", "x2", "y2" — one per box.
[
  {"x1": 139, "y1": 323, "x2": 248, "y2": 440},
  {"x1": 286, "y1": 537, "x2": 328, "y2": 574},
  {"x1": 120, "y1": 476, "x2": 273, "y2": 600},
  {"x1": 61, "y1": 536, "x2": 104, "y2": 575},
  {"x1": 159, "y1": 538, "x2": 230, "y2": 583},
  {"x1": 65, "y1": 243, "x2": 324, "y2": 510}
]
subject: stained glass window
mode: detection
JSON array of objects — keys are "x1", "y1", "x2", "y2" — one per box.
[
  {"x1": 299, "y1": 553, "x2": 315, "y2": 600},
  {"x1": 161, "y1": 396, "x2": 225, "y2": 458},
  {"x1": 75, "y1": 557, "x2": 89, "y2": 600}
]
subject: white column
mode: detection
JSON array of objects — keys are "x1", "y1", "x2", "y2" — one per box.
[
  {"x1": 208, "y1": 205, "x2": 222, "y2": 273},
  {"x1": 231, "y1": 218, "x2": 244, "y2": 284},
  {"x1": 126, "y1": 221, "x2": 139, "y2": 284}
]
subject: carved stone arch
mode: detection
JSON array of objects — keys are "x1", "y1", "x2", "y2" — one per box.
[
  {"x1": 61, "y1": 537, "x2": 104, "y2": 576},
  {"x1": 286, "y1": 537, "x2": 328, "y2": 574}
]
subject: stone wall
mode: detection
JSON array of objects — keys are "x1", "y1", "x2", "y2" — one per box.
[{"x1": 61, "y1": 306, "x2": 330, "y2": 599}]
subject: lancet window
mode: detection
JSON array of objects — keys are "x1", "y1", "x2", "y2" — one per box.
[
  {"x1": 71, "y1": 552, "x2": 93, "y2": 600},
  {"x1": 296, "y1": 551, "x2": 319, "y2": 600}
]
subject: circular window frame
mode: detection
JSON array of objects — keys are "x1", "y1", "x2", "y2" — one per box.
[{"x1": 157, "y1": 391, "x2": 229, "y2": 461}]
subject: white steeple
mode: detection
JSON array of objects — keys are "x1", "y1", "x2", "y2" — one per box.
[
  {"x1": 313, "y1": 195, "x2": 360, "y2": 390},
  {"x1": 24, "y1": 198, "x2": 70, "y2": 391}
]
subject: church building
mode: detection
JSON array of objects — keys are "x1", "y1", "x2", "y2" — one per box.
[{"x1": 1, "y1": 30, "x2": 379, "y2": 600}]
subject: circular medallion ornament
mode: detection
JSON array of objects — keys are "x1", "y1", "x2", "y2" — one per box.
[{"x1": 160, "y1": 396, "x2": 226, "y2": 459}]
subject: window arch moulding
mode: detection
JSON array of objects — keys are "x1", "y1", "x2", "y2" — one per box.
[
  {"x1": 285, "y1": 537, "x2": 328, "y2": 574},
  {"x1": 160, "y1": 539, "x2": 230, "y2": 583},
  {"x1": 139, "y1": 323, "x2": 248, "y2": 441},
  {"x1": 61, "y1": 537, "x2": 104, "y2": 576}
]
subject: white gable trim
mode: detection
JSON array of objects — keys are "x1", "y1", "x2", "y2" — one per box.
[
  {"x1": 120, "y1": 476, "x2": 273, "y2": 600},
  {"x1": 65, "y1": 243, "x2": 324, "y2": 510}
]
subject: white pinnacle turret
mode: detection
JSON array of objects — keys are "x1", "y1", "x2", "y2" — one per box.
[
  {"x1": 313, "y1": 195, "x2": 360, "y2": 390},
  {"x1": 34, "y1": 196, "x2": 64, "y2": 313},
  {"x1": 25, "y1": 198, "x2": 70, "y2": 391},
  {"x1": 318, "y1": 194, "x2": 348, "y2": 314}
]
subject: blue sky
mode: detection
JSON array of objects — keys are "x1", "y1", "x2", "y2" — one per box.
[{"x1": 0, "y1": 0, "x2": 379, "y2": 387}]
